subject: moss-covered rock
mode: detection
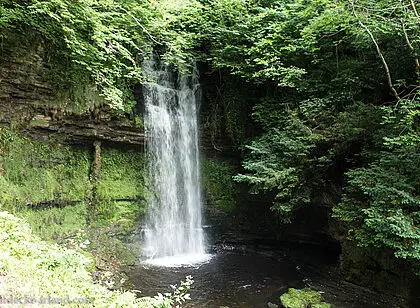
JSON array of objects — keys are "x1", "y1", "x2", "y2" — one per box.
[
  {"x1": 0, "y1": 129, "x2": 91, "y2": 213},
  {"x1": 202, "y1": 157, "x2": 237, "y2": 212},
  {"x1": 280, "y1": 288, "x2": 331, "y2": 308},
  {"x1": 22, "y1": 203, "x2": 86, "y2": 242},
  {"x1": 0, "y1": 129, "x2": 147, "y2": 226}
]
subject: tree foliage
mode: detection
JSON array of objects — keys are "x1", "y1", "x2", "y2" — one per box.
[
  {"x1": 195, "y1": 0, "x2": 420, "y2": 265},
  {"x1": 334, "y1": 97, "x2": 420, "y2": 261}
]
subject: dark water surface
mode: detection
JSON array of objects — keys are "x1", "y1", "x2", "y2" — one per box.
[
  {"x1": 128, "y1": 245, "x2": 407, "y2": 308},
  {"x1": 130, "y1": 251, "x2": 298, "y2": 307}
]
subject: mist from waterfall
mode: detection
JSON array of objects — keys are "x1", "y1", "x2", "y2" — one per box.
[{"x1": 142, "y1": 57, "x2": 209, "y2": 267}]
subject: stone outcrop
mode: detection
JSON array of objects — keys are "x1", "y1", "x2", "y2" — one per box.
[
  {"x1": 0, "y1": 36, "x2": 53, "y2": 126},
  {"x1": 339, "y1": 240, "x2": 420, "y2": 305},
  {"x1": 24, "y1": 114, "x2": 145, "y2": 148},
  {"x1": 0, "y1": 34, "x2": 144, "y2": 148}
]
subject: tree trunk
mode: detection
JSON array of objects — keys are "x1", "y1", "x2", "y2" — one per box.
[{"x1": 86, "y1": 140, "x2": 101, "y2": 224}]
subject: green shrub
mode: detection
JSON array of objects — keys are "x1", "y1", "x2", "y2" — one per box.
[{"x1": 21, "y1": 203, "x2": 86, "y2": 242}]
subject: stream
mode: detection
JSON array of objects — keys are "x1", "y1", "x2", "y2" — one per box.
[{"x1": 128, "y1": 242, "x2": 407, "y2": 308}]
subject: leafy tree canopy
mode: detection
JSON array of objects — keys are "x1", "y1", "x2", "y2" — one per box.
[{"x1": 196, "y1": 0, "x2": 420, "y2": 265}]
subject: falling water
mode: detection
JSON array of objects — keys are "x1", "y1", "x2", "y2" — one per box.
[{"x1": 142, "y1": 57, "x2": 209, "y2": 266}]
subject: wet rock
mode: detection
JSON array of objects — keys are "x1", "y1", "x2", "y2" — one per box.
[{"x1": 338, "y1": 240, "x2": 419, "y2": 303}]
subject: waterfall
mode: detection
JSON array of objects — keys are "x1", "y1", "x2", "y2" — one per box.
[{"x1": 142, "y1": 57, "x2": 209, "y2": 266}]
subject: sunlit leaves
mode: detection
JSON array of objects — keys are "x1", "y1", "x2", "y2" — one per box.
[
  {"x1": 334, "y1": 94, "x2": 420, "y2": 262},
  {"x1": 215, "y1": 1, "x2": 420, "y2": 267}
]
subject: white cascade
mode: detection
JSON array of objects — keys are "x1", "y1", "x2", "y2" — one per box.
[{"x1": 142, "y1": 58, "x2": 209, "y2": 267}]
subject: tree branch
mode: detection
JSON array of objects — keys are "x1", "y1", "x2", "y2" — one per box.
[
  {"x1": 359, "y1": 20, "x2": 401, "y2": 101},
  {"x1": 410, "y1": 0, "x2": 420, "y2": 18},
  {"x1": 401, "y1": 0, "x2": 420, "y2": 81},
  {"x1": 118, "y1": 6, "x2": 162, "y2": 45},
  {"x1": 402, "y1": 21, "x2": 420, "y2": 73},
  {"x1": 352, "y1": 2, "x2": 401, "y2": 101}
]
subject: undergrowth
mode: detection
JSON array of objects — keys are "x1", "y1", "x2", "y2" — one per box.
[
  {"x1": 0, "y1": 212, "x2": 192, "y2": 307},
  {"x1": 21, "y1": 203, "x2": 86, "y2": 242}
]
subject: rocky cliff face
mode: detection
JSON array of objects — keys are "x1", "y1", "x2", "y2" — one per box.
[
  {"x1": 0, "y1": 34, "x2": 144, "y2": 148},
  {"x1": 0, "y1": 36, "x2": 51, "y2": 126},
  {"x1": 0, "y1": 33, "x2": 147, "y2": 232}
]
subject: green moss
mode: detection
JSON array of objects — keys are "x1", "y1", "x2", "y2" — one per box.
[
  {"x1": 280, "y1": 288, "x2": 331, "y2": 308},
  {"x1": 97, "y1": 148, "x2": 145, "y2": 200},
  {"x1": 0, "y1": 129, "x2": 91, "y2": 213},
  {"x1": 0, "y1": 129, "x2": 147, "y2": 229},
  {"x1": 201, "y1": 157, "x2": 237, "y2": 212},
  {"x1": 311, "y1": 304, "x2": 331, "y2": 308},
  {"x1": 95, "y1": 148, "x2": 147, "y2": 225},
  {"x1": 20, "y1": 203, "x2": 86, "y2": 242}
]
